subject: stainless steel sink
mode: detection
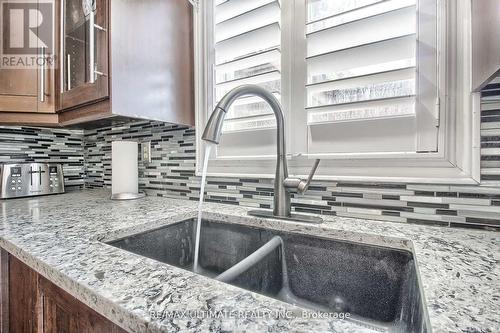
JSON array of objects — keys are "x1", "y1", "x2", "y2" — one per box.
[{"x1": 108, "y1": 218, "x2": 429, "y2": 333}]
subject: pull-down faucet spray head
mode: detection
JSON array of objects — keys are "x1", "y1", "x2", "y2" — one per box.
[
  {"x1": 202, "y1": 85, "x2": 269, "y2": 145},
  {"x1": 202, "y1": 106, "x2": 226, "y2": 145}
]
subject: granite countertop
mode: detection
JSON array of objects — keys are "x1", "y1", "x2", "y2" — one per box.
[{"x1": 0, "y1": 189, "x2": 498, "y2": 333}]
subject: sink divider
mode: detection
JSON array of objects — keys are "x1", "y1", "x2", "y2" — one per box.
[
  {"x1": 215, "y1": 236, "x2": 289, "y2": 287},
  {"x1": 213, "y1": 235, "x2": 325, "y2": 314}
]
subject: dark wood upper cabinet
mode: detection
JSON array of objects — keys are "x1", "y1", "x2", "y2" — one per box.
[
  {"x1": 0, "y1": 0, "x2": 58, "y2": 115},
  {"x1": 60, "y1": 0, "x2": 109, "y2": 110},
  {"x1": 0, "y1": 0, "x2": 194, "y2": 128}
]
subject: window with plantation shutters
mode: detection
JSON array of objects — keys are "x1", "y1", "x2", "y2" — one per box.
[
  {"x1": 204, "y1": 0, "x2": 439, "y2": 161},
  {"x1": 196, "y1": 0, "x2": 462, "y2": 181},
  {"x1": 212, "y1": 0, "x2": 281, "y2": 158}
]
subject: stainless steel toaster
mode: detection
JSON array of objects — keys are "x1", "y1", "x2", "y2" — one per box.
[{"x1": 0, "y1": 163, "x2": 65, "y2": 199}]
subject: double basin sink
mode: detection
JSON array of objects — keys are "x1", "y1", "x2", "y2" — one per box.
[{"x1": 108, "y1": 218, "x2": 429, "y2": 333}]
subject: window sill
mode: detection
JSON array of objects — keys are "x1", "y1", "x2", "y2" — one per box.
[{"x1": 197, "y1": 164, "x2": 479, "y2": 185}]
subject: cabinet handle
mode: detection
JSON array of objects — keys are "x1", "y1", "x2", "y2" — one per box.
[
  {"x1": 94, "y1": 70, "x2": 107, "y2": 77},
  {"x1": 40, "y1": 48, "x2": 45, "y2": 102},
  {"x1": 60, "y1": 0, "x2": 65, "y2": 92},
  {"x1": 67, "y1": 54, "x2": 71, "y2": 91},
  {"x1": 94, "y1": 24, "x2": 106, "y2": 32},
  {"x1": 89, "y1": 9, "x2": 95, "y2": 84}
]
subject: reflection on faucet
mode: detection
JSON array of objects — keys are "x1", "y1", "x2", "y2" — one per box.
[{"x1": 202, "y1": 85, "x2": 322, "y2": 223}]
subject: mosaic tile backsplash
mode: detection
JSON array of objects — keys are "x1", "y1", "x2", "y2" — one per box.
[
  {"x1": 82, "y1": 114, "x2": 500, "y2": 231},
  {"x1": 0, "y1": 126, "x2": 85, "y2": 190}
]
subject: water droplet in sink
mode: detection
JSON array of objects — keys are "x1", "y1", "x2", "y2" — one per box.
[{"x1": 329, "y1": 295, "x2": 349, "y2": 313}]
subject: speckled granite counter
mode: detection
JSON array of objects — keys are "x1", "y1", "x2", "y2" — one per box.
[{"x1": 0, "y1": 189, "x2": 498, "y2": 332}]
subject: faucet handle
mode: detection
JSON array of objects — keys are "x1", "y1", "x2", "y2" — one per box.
[
  {"x1": 284, "y1": 159, "x2": 321, "y2": 194},
  {"x1": 297, "y1": 159, "x2": 320, "y2": 193}
]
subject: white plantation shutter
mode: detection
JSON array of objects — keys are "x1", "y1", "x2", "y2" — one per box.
[
  {"x1": 304, "y1": 0, "x2": 439, "y2": 155},
  {"x1": 201, "y1": 0, "x2": 440, "y2": 170},
  {"x1": 212, "y1": 0, "x2": 282, "y2": 158}
]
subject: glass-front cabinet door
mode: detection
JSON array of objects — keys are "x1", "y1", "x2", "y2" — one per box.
[{"x1": 61, "y1": 0, "x2": 108, "y2": 109}]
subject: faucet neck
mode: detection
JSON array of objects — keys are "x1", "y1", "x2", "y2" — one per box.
[
  {"x1": 203, "y1": 84, "x2": 291, "y2": 217},
  {"x1": 215, "y1": 85, "x2": 288, "y2": 167}
]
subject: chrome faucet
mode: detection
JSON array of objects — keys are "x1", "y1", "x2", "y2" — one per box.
[{"x1": 202, "y1": 85, "x2": 322, "y2": 223}]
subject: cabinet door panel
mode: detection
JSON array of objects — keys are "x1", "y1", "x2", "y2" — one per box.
[
  {"x1": 0, "y1": 0, "x2": 58, "y2": 114},
  {"x1": 0, "y1": 2, "x2": 37, "y2": 105},
  {"x1": 41, "y1": 281, "x2": 78, "y2": 333},
  {"x1": 39, "y1": 276, "x2": 127, "y2": 333},
  {"x1": 61, "y1": 0, "x2": 109, "y2": 110},
  {"x1": 0, "y1": 69, "x2": 39, "y2": 112},
  {"x1": 0, "y1": 70, "x2": 38, "y2": 96},
  {"x1": 8, "y1": 256, "x2": 39, "y2": 333},
  {"x1": 43, "y1": 301, "x2": 77, "y2": 333},
  {"x1": 0, "y1": 95, "x2": 39, "y2": 112}
]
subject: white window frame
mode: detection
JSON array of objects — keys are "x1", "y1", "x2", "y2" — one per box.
[{"x1": 195, "y1": 0, "x2": 480, "y2": 184}]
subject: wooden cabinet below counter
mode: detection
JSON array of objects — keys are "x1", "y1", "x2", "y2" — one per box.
[{"x1": 0, "y1": 251, "x2": 127, "y2": 333}]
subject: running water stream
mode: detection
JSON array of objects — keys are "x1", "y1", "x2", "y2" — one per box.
[{"x1": 193, "y1": 143, "x2": 212, "y2": 273}]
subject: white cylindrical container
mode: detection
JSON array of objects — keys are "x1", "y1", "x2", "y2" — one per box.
[{"x1": 111, "y1": 141, "x2": 144, "y2": 200}]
